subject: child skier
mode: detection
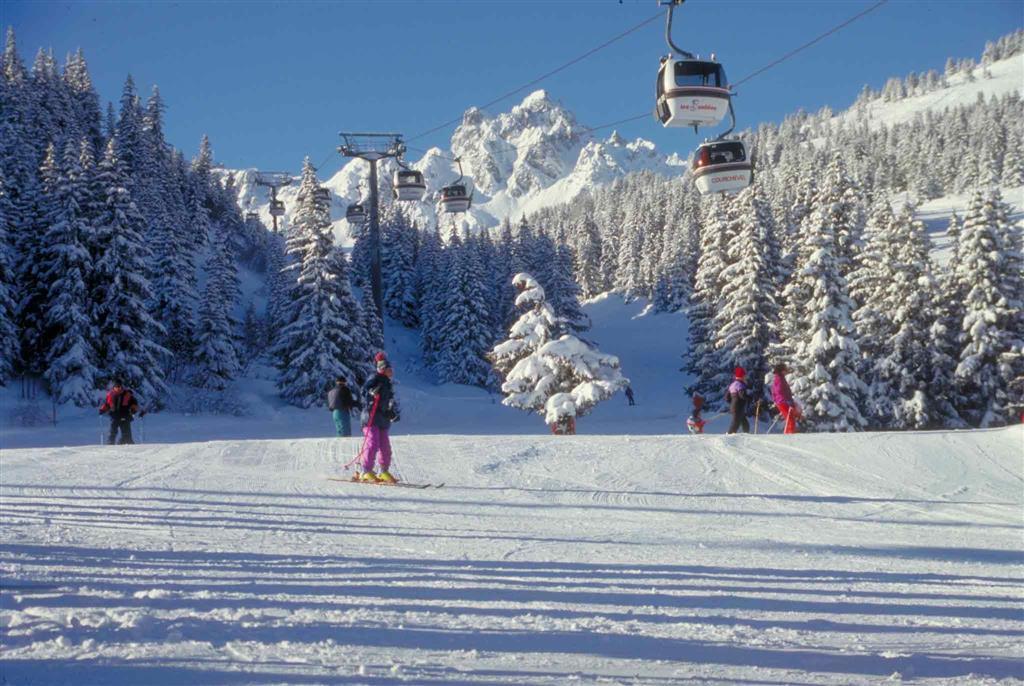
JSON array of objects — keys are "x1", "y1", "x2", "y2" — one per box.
[
  {"x1": 358, "y1": 353, "x2": 400, "y2": 483},
  {"x1": 687, "y1": 393, "x2": 706, "y2": 434}
]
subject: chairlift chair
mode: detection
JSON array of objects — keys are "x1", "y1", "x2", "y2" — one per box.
[
  {"x1": 691, "y1": 138, "x2": 753, "y2": 195},
  {"x1": 440, "y1": 158, "x2": 472, "y2": 214},
  {"x1": 393, "y1": 168, "x2": 427, "y2": 202},
  {"x1": 346, "y1": 202, "x2": 367, "y2": 225},
  {"x1": 245, "y1": 211, "x2": 259, "y2": 222},
  {"x1": 269, "y1": 200, "x2": 286, "y2": 217},
  {"x1": 656, "y1": 57, "x2": 731, "y2": 129},
  {"x1": 654, "y1": 0, "x2": 731, "y2": 130}
]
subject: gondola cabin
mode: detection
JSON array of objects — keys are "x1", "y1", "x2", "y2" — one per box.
[
  {"x1": 691, "y1": 139, "x2": 753, "y2": 195},
  {"x1": 440, "y1": 184, "x2": 471, "y2": 213},
  {"x1": 314, "y1": 188, "x2": 331, "y2": 204},
  {"x1": 346, "y1": 203, "x2": 367, "y2": 225},
  {"x1": 393, "y1": 169, "x2": 427, "y2": 201},
  {"x1": 656, "y1": 58, "x2": 730, "y2": 129},
  {"x1": 269, "y1": 200, "x2": 285, "y2": 217}
]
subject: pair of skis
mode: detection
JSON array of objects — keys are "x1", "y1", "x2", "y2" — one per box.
[{"x1": 327, "y1": 476, "x2": 444, "y2": 490}]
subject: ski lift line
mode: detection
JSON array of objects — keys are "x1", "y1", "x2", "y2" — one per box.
[
  {"x1": 571, "y1": 0, "x2": 893, "y2": 138},
  {"x1": 406, "y1": 9, "x2": 664, "y2": 144},
  {"x1": 730, "y1": 0, "x2": 889, "y2": 88}
]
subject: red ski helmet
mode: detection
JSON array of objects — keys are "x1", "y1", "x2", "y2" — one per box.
[{"x1": 734, "y1": 367, "x2": 746, "y2": 379}]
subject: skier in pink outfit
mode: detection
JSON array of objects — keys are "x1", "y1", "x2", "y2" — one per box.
[
  {"x1": 771, "y1": 363, "x2": 800, "y2": 434},
  {"x1": 358, "y1": 354, "x2": 400, "y2": 482}
]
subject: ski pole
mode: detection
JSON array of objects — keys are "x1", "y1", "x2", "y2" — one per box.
[
  {"x1": 754, "y1": 400, "x2": 762, "y2": 434},
  {"x1": 766, "y1": 416, "x2": 779, "y2": 434}
]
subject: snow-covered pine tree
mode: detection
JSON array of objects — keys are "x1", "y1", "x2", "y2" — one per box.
[
  {"x1": 546, "y1": 241, "x2": 588, "y2": 334},
  {"x1": 787, "y1": 198, "x2": 867, "y2": 432},
  {"x1": 572, "y1": 215, "x2": 603, "y2": 299},
  {"x1": 491, "y1": 272, "x2": 628, "y2": 427},
  {"x1": 685, "y1": 195, "x2": 733, "y2": 403},
  {"x1": 872, "y1": 205, "x2": 939, "y2": 429},
  {"x1": 433, "y1": 231, "x2": 493, "y2": 386},
  {"x1": 415, "y1": 223, "x2": 445, "y2": 369},
  {"x1": 16, "y1": 143, "x2": 61, "y2": 375},
  {"x1": 711, "y1": 186, "x2": 779, "y2": 400},
  {"x1": 490, "y1": 273, "x2": 559, "y2": 378},
  {"x1": 848, "y1": 199, "x2": 898, "y2": 426},
  {"x1": 0, "y1": 168, "x2": 20, "y2": 383},
  {"x1": 91, "y1": 139, "x2": 169, "y2": 404},
  {"x1": 952, "y1": 189, "x2": 1020, "y2": 426},
  {"x1": 38, "y1": 138, "x2": 99, "y2": 405},
  {"x1": 273, "y1": 159, "x2": 366, "y2": 407},
  {"x1": 380, "y1": 202, "x2": 418, "y2": 328},
  {"x1": 193, "y1": 221, "x2": 240, "y2": 390}
]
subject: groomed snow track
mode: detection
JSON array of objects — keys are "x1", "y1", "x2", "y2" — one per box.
[{"x1": 2, "y1": 428, "x2": 1022, "y2": 684}]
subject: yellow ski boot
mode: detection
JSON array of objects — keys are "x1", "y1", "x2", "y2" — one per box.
[
  {"x1": 376, "y1": 470, "x2": 397, "y2": 484},
  {"x1": 359, "y1": 471, "x2": 378, "y2": 483}
]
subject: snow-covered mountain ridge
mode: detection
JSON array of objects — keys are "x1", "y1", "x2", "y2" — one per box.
[
  {"x1": 224, "y1": 89, "x2": 680, "y2": 241},
  {"x1": 224, "y1": 49, "x2": 1022, "y2": 242}
]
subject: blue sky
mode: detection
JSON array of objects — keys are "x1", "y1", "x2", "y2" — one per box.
[{"x1": 5, "y1": 0, "x2": 1021, "y2": 175}]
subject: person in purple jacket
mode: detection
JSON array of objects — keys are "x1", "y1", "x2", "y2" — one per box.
[
  {"x1": 725, "y1": 367, "x2": 751, "y2": 434},
  {"x1": 771, "y1": 363, "x2": 801, "y2": 434}
]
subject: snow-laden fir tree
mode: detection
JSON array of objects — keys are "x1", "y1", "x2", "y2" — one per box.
[
  {"x1": 91, "y1": 139, "x2": 169, "y2": 404},
  {"x1": 38, "y1": 138, "x2": 99, "y2": 405},
  {"x1": 0, "y1": 167, "x2": 20, "y2": 383},
  {"x1": 433, "y1": 232, "x2": 493, "y2": 386},
  {"x1": 547, "y1": 241, "x2": 589, "y2": 334},
  {"x1": 685, "y1": 195, "x2": 733, "y2": 403},
  {"x1": 787, "y1": 195, "x2": 867, "y2": 432},
  {"x1": 416, "y1": 223, "x2": 445, "y2": 369},
  {"x1": 193, "y1": 220, "x2": 240, "y2": 390},
  {"x1": 953, "y1": 189, "x2": 1022, "y2": 426},
  {"x1": 273, "y1": 159, "x2": 366, "y2": 407},
  {"x1": 489, "y1": 272, "x2": 560, "y2": 380},
  {"x1": 871, "y1": 205, "x2": 940, "y2": 429},
  {"x1": 380, "y1": 202, "x2": 418, "y2": 328},
  {"x1": 15, "y1": 143, "x2": 60, "y2": 375},
  {"x1": 711, "y1": 185, "x2": 779, "y2": 400},
  {"x1": 491, "y1": 272, "x2": 628, "y2": 429}
]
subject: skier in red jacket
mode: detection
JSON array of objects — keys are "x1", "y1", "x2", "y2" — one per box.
[{"x1": 99, "y1": 379, "x2": 141, "y2": 444}]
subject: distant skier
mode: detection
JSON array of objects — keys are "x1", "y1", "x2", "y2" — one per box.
[
  {"x1": 327, "y1": 377, "x2": 358, "y2": 437},
  {"x1": 98, "y1": 378, "x2": 142, "y2": 445},
  {"x1": 771, "y1": 363, "x2": 801, "y2": 434},
  {"x1": 687, "y1": 393, "x2": 706, "y2": 434},
  {"x1": 625, "y1": 386, "x2": 636, "y2": 406},
  {"x1": 725, "y1": 367, "x2": 751, "y2": 434},
  {"x1": 358, "y1": 354, "x2": 400, "y2": 483}
]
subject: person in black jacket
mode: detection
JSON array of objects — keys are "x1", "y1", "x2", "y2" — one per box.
[
  {"x1": 725, "y1": 367, "x2": 751, "y2": 434},
  {"x1": 98, "y1": 378, "x2": 142, "y2": 444},
  {"x1": 358, "y1": 355, "x2": 401, "y2": 482},
  {"x1": 327, "y1": 377, "x2": 358, "y2": 437}
]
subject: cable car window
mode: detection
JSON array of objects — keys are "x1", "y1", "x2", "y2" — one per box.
[
  {"x1": 674, "y1": 61, "x2": 727, "y2": 88},
  {"x1": 712, "y1": 142, "x2": 745, "y2": 163}
]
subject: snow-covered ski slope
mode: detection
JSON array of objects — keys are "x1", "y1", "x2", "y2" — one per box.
[{"x1": 2, "y1": 426, "x2": 1022, "y2": 685}]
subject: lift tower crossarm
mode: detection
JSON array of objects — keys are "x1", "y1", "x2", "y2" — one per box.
[{"x1": 337, "y1": 132, "x2": 407, "y2": 341}]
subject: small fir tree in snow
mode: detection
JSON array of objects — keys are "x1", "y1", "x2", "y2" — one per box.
[
  {"x1": 491, "y1": 272, "x2": 628, "y2": 428},
  {"x1": 39, "y1": 138, "x2": 99, "y2": 405},
  {"x1": 91, "y1": 139, "x2": 169, "y2": 404},
  {"x1": 273, "y1": 159, "x2": 366, "y2": 407}
]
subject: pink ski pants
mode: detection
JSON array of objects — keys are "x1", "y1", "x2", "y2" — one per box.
[{"x1": 361, "y1": 425, "x2": 392, "y2": 471}]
